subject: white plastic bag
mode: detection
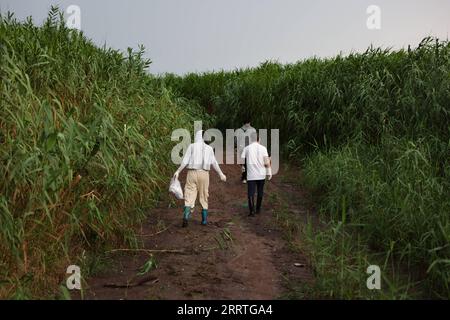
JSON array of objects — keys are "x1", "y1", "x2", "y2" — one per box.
[{"x1": 169, "y1": 177, "x2": 184, "y2": 200}]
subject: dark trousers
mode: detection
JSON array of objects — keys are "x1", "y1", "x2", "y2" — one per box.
[
  {"x1": 247, "y1": 179, "x2": 265, "y2": 214},
  {"x1": 247, "y1": 179, "x2": 265, "y2": 197}
]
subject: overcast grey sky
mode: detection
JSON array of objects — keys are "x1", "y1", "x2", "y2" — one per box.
[{"x1": 1, "y1": 0, "x2": 449, "y2": 74}]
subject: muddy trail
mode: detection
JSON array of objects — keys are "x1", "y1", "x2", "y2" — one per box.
[{"x1": 80, "y1": 163, "x2": 314, "y2": 300}]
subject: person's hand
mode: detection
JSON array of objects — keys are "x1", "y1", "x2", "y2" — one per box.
[
  {"x1": 220, "y1": 173, "x2": 227, "y2": 182},
  {"x1": 267, "y1": 168, "x2": 272, "y2": 181},
  {"x1": 173, "y1": 171, "x2": 179, "y2": 179}
]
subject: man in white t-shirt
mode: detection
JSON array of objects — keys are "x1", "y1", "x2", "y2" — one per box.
[
  {"x1": 236, "y1": 120, "x2": 256, "y2": 184},
  {"x1": 240, "y1": 131, "x2": 272, "y2": 216}
]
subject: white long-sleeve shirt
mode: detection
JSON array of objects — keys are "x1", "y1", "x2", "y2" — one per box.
[
  {"x1": 236, "y1": 124, "x2": 256, "y2": 152},
  {"x1": 177, "y1": 131, "x2": 224, "y2": 176}
]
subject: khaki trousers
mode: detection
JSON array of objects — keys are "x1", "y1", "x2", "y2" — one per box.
[{"x1": 184, "y1": 170, "x2": 210, "y2": 210}]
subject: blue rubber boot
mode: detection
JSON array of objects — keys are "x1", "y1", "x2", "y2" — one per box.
[
  {"x1": 182, "y1": 206, "x2": 191, "y2": 228},
  {"x1": 201, "y1": 209, "x2": 208, "y2": 225}
]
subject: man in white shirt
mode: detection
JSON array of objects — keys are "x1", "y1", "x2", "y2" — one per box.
[
  {"x1": 174, "y1": 130, "x2": 227, "y2": 227},
  {"x1": 236, "y1": 120, "x2": 256, "y2": 184},
  {"x1": 240, "y1": 131, "x2": 272, "y2": 216}
]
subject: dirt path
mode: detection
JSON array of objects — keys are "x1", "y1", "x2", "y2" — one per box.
[{"x1": 80, "y1": 163, "x2": 314, "y2": 300}]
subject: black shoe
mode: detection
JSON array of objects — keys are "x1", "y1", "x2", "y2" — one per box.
[
  {"x1": 248, "y1": 212, "x2": 255, "y2": 217},
  {"x1": 182, "y1": 219, "x2": 188, "y2": 228}
]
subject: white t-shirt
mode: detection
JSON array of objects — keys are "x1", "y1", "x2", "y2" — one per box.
[{"x1": 241, "y1": 142, "x2": 269, "y2": 181}]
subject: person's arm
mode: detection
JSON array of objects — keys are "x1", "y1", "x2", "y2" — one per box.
[
  {"x1": 211, "y1": 156, "x2": 226, "y2": 181},
  {"x1": 240, "y1": 147, "x2": 247, "y2": 162},
  {"x1": 263, "y1": 148, "x2": 272, "y2": 180},
  {"x1": 173, "y1": 144, "x2": 191, "y2": 178},
  {"x1": 210, "y1": 149, "x2": 226, "y2": 181}
]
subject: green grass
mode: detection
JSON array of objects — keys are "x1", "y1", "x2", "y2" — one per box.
[
  {"x1": 1, "y1": 7, "x2": 449, "y2": 299},
  {"x1": 0, "y1": 8, "x2": 207, "y2": 298},
  {"x1": 164, "y1": 38, "x2": 450, "y2": 298},
  {"x1": 303, "y1": 137, "x2": 450, "y2": 298}
]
